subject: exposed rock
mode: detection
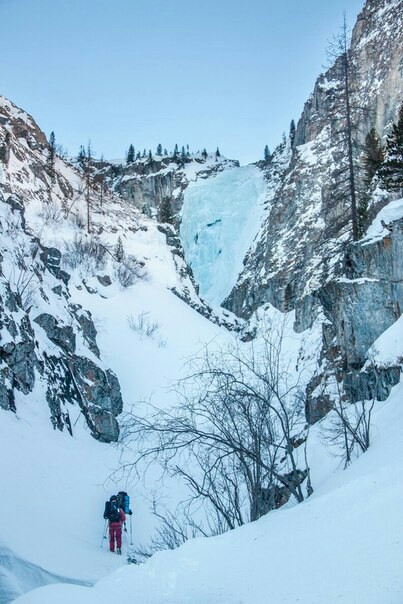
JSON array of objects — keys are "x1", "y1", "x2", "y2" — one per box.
[
  {"x1": 39, "y1": 244, "x2": 70, "y2": 284},
  {"x1": 305, "y1": 217, "x2": 403, "y2": 422},
  {"x1": 68, "y1": 357, "x2": 123, "y2": 442},
  {"x1": 225, "y1": 0, "x2": 403, "y2": 320},
  {"x1": 113, "y1": 155, "x2": 239, "y2": 228},
  {"x1": 97, "y1": 274, "x2": 112, "y2": 287},
  {"x1": 34, "y1": 313, "x2": 76, "y2": 354}
]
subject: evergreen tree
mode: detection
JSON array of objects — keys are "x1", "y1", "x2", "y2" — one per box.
[
  {"x1": 164, "y1": 148, "x2": 168, "y2": 155},
  {"x1": 142, "y1": 149, "x2": 147, "y2": 158},
  {"x1": 0, "y1": 132, "x2": 10, "y2": 163},
  {"x1": 362, "y1": 128, "x2": 384, "y2": 185},
  {"x1": 289, "y1": 119, "x2": 296, "y2": 146},
  {"x1": 283, "y1": 283, "x2": 293, "y2": 312},
  {"x1": 156, "y1": 143, "x2": 163, "y2": 156},
  {"x1": 173, "y1": 144, "x2": 179, "y2": 157},
  {"x1": 186, "y1": 144, "x2": 190, "y2": 157},
  {"x1": 264, "y1": 145, "x2": 271, "y2": 161},
  {"x1": 77, "y1": 145, "x2": 86, "y2": 169},
  {"x1": 158, "y1": 196, "x2": 174, "y2": 224},
  {"x1": 379, "y1": 103, "x2": 403, "y2": 193},
  {"x1": 114, "y1": 236, "x2": 125, "y2": 262},
  {"x1": 148, "y1": 149, "x2": 152, "y2": 160},
  {"x1": 216, "y1": 147, "x2": 221, "y2": 158},
  {"x1": 126, "y1": 144, "x2": 135, "y2": 164},
  {"x1": 202, "y1": 148, "x2": 208, "y2": 160},
  {"x1": 181, "y1": 146, "x2": 186, "y2": 158},
  {"x1": 136, "y1": 151, "x2": 141, "y2": 160},
  {"x1": 47, "y1": 131, "x2": 56, "y2": 182}
]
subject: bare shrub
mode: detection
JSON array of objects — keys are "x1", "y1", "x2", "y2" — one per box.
[
  {"x1": 128, "y1": 499, "x2": 208, "y2": 564},
  {"x1": 39, "y1": 201, "x2": 64, "y2": 226},
  {"x1": 127, "y1": 311, "x2": 160, "y2": 338},
  {"x1": 121, "y1": 321, "x2": 310, "y2": 534},
  {"x1": 73, "y1": 212, "x2": 86, "y2": 230},
  {"x1": 320, "y1": 372, "x2": 377, "y2": 469},
  {"x1": 63, "y1": 234, "x2": 108, "y2": 272},
  {"x1": 115, "y1": 255, "x2": 146, "y2": 288}
]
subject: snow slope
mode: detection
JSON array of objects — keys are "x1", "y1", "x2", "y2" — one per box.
[
  {"x1": 180, "y1": 165, "x2": 266, "y2": 306},
  {"x1": 0, "y1": 189, "x2": 237, "y2": 601},
  {"x1": 12, "y1": 377, "x2": 403, "y2": 604},
  {"x1": 1, "y1": 93, "x2": 402, "y2": 604}
]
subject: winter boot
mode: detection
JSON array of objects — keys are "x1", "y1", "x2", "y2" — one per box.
[{"x1": 117, "y1": 548, "x2": 121, "y2": 555}]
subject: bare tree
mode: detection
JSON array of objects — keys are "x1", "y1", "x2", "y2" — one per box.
[
  {"x1": 121, "y1": 322, "x2": 310, "y2": 534},
  {"x1": 320, "y1": 367, "x2": 377, "y2": 469},
  {"x1": 83, "y1": 141, "x2": 94, "y2": 233},
  {"x1": 327, "y1": 14, "x2": 366, "y2": 241}
]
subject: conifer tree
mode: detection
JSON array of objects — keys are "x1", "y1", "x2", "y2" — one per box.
[
  {"x1": 173, "y1": 144, "x2": 179, "y2": 157},
  {"x1": 164, "y1": 148, "x2": 168, "y2": 155},
  {"x1": 126, "y1": 144, "x2": 135, "y2": 164},
  {"x1": 156, "y1": 143, "x2": 163, "y2": 156},
  {"x1": 289, "y1": 120, "x2": 296, "y2": 147},
  {"x1": 264, "y1": 145, "x2": 271, "y2": 161},
  {"x1": 47, "y1": 131, "x2": 56, "y2": 183},
  {"x1": 158, "y1": 196, "x2": 174, "y2": 224},
  {"x1": 216, "y1": 147, "x2": 221, "y2": 158},
  {"x1": 181, "y1": 146, "x2": 186, "y2": 158},
  {"x1": 0, "y1": 132, "x2": 10, "y2": 163},
  {"x1": 379, "y1": 103, "x2": 403, "y2": 193},
  {"x1": 114, "y1": 236, "x2": 125, "y2": 262},
  {"x1": 77, "y1": 145, "x2": 86, "y2": 169},
  {"x1": 362, "y1": 128, "x2": 384, "y2": 185},
  {"x1": 136, "y1": 151, "x2": 141, "y2": 160},
  {"x1": 148, "y1": 149, "x2": 152, "y2": 160},
  {"x1": 202, "y1": 148, "x2": 208, "y2": 160}
]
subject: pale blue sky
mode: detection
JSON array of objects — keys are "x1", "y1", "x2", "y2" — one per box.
[{"x1": 0, "y1": 0, "x2": 364, "y2": 164}]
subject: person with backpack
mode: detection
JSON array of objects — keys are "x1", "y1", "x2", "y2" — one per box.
[{"x1": 103, "y1": 494, "x2": 126, "y2": 554}]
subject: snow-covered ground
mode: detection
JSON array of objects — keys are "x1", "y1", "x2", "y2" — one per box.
[
  {"x1": 9, "y1": 366, "x2": 403, "y2": 603},
  {"x1": 2, "y1": 254, "x2": 402, "y2": 603},
  {"x1": 1, "y1": 94, "x2": 402, "y2": 603},
  {"x1": 180, "y1": 165, "x2": 266, "y2": 306}
]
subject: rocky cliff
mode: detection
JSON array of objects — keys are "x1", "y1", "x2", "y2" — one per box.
[
  {"x1": 0, "y1": 190, "x2": 123, "y2": 441},
  {"x1": 112, "y1": 153, "x2": 239, "y2": 228},
  {"x1": 222, "y1": 0, "x2": 403, "y2": 419},
  {"x1": 225, "y1": 0, "x2": 402, "y2": 319},
  {"x1": 0, "y1": 94, "x2": 246, "y2": 440}
]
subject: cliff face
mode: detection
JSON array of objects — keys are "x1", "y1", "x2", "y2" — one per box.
[
  {"x1": 0, "y1": 191, "x2": 123, "y2": 441},
  {"x1": 113, "y1": 154, "x2": 239, "y2": 227},
  {"x1": 224, "y1": 0, "x2": 403, "y2": 320},
  {"x1": 221, "y1": 0, "x2": 403, "y2": 419},
  {"x1": 0, "y1": 99, "x2": 242, "y2": 440}
]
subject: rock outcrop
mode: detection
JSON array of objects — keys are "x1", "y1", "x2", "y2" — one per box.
[
  {"x1": 0, "y1": 188, "x2": 123, "y2": 442},
  {"x1": 112, "y1": 154, "x2": 239, "y2": 227},
  {"x1": 224, "y1": 0, "x2": 403, "y2": 321}
]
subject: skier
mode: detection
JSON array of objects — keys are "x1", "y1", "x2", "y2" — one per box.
[{"x1": 104, "y1": 494, "x2": 126, "y2": 554}]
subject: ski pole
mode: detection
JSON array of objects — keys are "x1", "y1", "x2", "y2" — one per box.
[
  {"x1": 100, "y1": 519, "x2": 108, "y2": 548},
  {"x1": 130, "y1": 515, "x2": 133, "y2": 545}
]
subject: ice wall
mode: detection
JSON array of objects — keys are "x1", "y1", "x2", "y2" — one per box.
[{"x1": 180, "y1": 165, "x2": 266, "y2": 306}]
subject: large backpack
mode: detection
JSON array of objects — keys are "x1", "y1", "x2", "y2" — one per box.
[
  {"x1": 117, "y1": 491, "x2": 131, "y2": 514},
  {"x1": 104, "y1": 498, "x2": 121, "y2": 523}
]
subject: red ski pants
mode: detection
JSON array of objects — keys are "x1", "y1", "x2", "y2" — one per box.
[{"x1": 109, "y1": 522, "x2": 122, "y2": 551}]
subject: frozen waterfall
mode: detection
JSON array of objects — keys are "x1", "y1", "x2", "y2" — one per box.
[{"x1": 180, "y1": 165, "x2": 266, "y2": 306}]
